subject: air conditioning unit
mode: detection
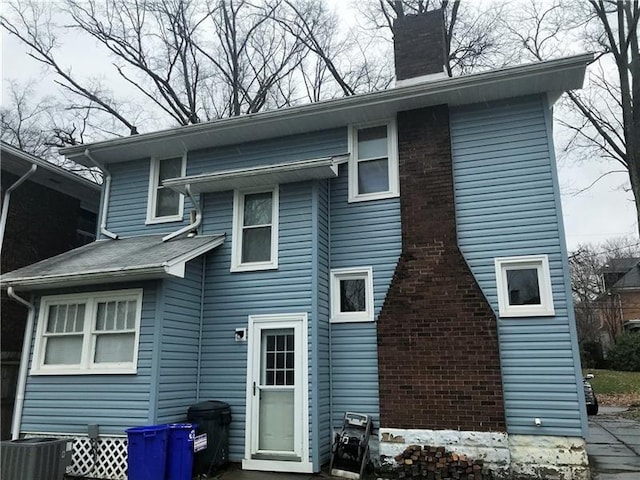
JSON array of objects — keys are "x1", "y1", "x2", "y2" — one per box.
[{"x1": 1, "y1": 437, "x2": 73, "y2": 480}]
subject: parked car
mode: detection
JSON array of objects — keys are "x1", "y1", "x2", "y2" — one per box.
[{"x1": 584, "y1": 374, "x2": 598, "y2": 415}]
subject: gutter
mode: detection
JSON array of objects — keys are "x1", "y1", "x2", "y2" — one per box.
[
  {"x1": 7, "y1": 287, "x2": 35, "y2": 440},
  {"x1": 0, "y1": 164, "x2": 37, "y2": 255},
  {"x1": 84, "y1": 149, "x2": 118, "y2": 240}
]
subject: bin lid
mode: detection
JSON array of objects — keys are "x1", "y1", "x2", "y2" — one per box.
[{"x1": 187, "y1": 400, "x2": 230, "y2": 414}]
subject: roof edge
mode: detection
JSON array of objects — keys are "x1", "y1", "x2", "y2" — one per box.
[{"x1": 60, "y1": 53, "x2": 593, "y2": 162}]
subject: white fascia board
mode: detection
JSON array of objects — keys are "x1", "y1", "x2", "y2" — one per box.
[
  {"x1": 163, "y1": 156, "x2": 343, "y2": 194},
  {"x1": 60, "y1": 54, "x2": 593, "y2": 166},
  {"x1": 1, "y1": 266, "x2": 171, "y2": 290}
]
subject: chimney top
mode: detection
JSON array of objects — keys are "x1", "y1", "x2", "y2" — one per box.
[{"x1": 393, "y1": 9, "x2": 449, "y2": 85}]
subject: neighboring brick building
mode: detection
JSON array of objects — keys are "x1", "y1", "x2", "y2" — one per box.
[
  {"x1": 599, "y1": 258, "x2": 640, "y2": 343},
  {"x1": 0, "y1": 142, "x2": 100, "y2": 439}
]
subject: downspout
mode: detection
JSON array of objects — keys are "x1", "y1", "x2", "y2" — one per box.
[
  {"x1": 7, "y1": 287, "x2": 35, "y2": 440},
  {"x1": 0, "y1": 164, "x2": 37, "y2": 255},
  {"x1": 195, "y1": 255, "x2": 206, "y2": 403},
  {"x1": 162, "y1": 185, "x2": 201, "y2": 242},
  {"x1": 84, "y1": 149, "x2": 118, "y2": 240}
]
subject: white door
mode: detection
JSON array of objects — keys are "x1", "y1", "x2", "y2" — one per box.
[{"x1": 243, "y1": 313, "x2": 312, "y2": 473}]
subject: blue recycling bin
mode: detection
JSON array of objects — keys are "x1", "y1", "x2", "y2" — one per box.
[
  {"x1": 166, "y1": 423, "x2": 197, "y2": 480},
  {"x1": 125, "y1": 424, "x2": 169, "y2": 480}
]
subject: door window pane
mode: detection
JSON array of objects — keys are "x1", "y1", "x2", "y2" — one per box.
[
  {"x1": 262, "y1": 330, "x2": 295, "y2": 387},
  {"x1": 507, "y1": 268, "x2": 541, "y2": 305},
  {"x1": 340, "y1": 278, "x2": 366, "y2": 312},
  {"x1": 358, "y1": 158, "x2": 389, "y2": 194},
  {"x1": 259, "y1": 390, "x2": 294, "y2": 452}
]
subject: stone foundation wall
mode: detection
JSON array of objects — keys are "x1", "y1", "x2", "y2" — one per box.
[{"x1": 378, "y1": 429, "x2": 589, "y2": 480}]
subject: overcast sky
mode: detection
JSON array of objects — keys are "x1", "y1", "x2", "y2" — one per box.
[{"x1": 1, "y1": 1, "x2": 637, "y2": 251}]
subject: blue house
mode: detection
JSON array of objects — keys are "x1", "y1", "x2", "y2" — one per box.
[{"x1": 1, "y1": 14, "x2": 592, "y2": 480}]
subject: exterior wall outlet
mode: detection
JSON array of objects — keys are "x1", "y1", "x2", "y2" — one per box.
[
  {"x1": 235, "y1": 328, "x2": 247, "y2": 342},
  {"x1": 88, "y1": 424, "x2": 100, "y2": 439}
]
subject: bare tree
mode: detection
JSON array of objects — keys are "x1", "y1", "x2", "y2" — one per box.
[
  {"x1": 505, "y1": 0, "x2": 640, "y2": 236},
  {"x1": 570, "y1": 237, "x2": 640, "y2": 355},
  {"x1": 1, "y1": 80, "x2": 55, "y2": 158}
]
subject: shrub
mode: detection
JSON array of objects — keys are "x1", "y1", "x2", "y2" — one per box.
[{"x1": 606, "y1": 333, "x2": 640, "y2": 372}]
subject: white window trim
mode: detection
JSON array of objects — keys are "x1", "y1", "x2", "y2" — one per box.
[
  {"x1": 348, "y1": 120, "x2": 399, "y2": 203},
  {"x1": 146, "y1": 154, "x2": 187, "y2": 224},
  {"x1": 231, "y1": 186, "x2": 279, "y2": 272},
  {"x1": 495, "y1": 255, "x2": 555, "y2": 318},
  {"x1": 31, "y1": 289, "x2": 143, "y2": 375},
  {"x1": 330, "y1": 267, "x2": 374, "y2": 323}
]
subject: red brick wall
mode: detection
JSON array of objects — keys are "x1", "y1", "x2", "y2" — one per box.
[{"x1": 377, "y1": 105, "x2": 506, "y2": 431}]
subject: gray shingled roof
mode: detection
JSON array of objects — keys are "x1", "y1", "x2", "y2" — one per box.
[
  {"x1": 612, "y1": 265, "x2": 640, "y2": 290},
  {"x1": 1, "y1": 234, "x2": 224, "y2": 290},
  {"x1": 601, "y1": 257, "x2": 640, "y2": 274}
]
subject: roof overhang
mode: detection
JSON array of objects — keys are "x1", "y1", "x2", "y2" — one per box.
[
  {"x1": 164, "y1": 155, "x2": 345, "y2": 195},
  {"x1": 60, "y1": 54, "x2": 593, "y2": 166},
  {"x1": 1, "y1": 142, "x2": 101, "y2": 212},
  {"x1": 1, "y1": 234, "x2": 224, "y2": 291}
]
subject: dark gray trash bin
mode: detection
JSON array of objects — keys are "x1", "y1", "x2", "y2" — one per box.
[
  {"x1": 0, "y1": 437, "x2": 73, "y2": 480},
  {"x1": 187, "y1": 400, "x2": 231, "y2": 476}
]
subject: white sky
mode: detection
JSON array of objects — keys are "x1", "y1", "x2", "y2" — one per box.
[{"x1": 1, "y1": 0, "x2": 637, "y2": 251}]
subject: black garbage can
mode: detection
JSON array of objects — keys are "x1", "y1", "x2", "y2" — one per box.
[{"x1": 187, "y1": 400, "x2": 231, "y2": 476}]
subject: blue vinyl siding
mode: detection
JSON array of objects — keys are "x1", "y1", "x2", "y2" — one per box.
[
  {"x1": 315, "y1": 181, "x2": 331, "y2": 466},
  {"x1": 156, "y1": 259, "x2": 204, "y2": 423},
  {"x1": 188, "y1": 129, "x2": 346, "y2": 173},
  {"x1": 198, "y1": 183, "x2": 314, "y2": 462},
  {"x1": 329, "y1": 163, "x2": 402, "y2": 437},
  {"x1": 107, "y1": 159, "x2": 192, "y2": 237},
  {"x1": 450, "y1": 95, "x2": 586, "y2": 438},
  {"x1": 21, "y1": 283, "x2": 158, "y2": 436}
]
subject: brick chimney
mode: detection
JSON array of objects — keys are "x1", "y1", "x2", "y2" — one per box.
[{"x1": 393, "y1": 9, "x2": 448, "y2": 84}]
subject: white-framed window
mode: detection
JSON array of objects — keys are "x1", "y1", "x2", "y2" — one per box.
[
  {"x1": 31, "y1": 289, "x2": 143, "y2": 375},
  {"x1": 146, "y1": 155, "x2": 186, "y2": 224},
  {"x1": 348, "y1": 120, "x2": 399, "y2": 202},
  {"x1": 494, "y1": 255, "x2": 555, "y2": 317},
  {"x1": 231, "y1": 187, "x2": 279, "y2": 272},
  {"x1": 330, "y1": 267, "x2": 374, "y2": 323}
]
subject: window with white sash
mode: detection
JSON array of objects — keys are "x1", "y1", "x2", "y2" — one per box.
[
  {"x1": 31, "y1": 290, "x2": 143, "y2": 375},
  {"x1": 231, "y1": 187, "x2": 279, "y2": 272}
]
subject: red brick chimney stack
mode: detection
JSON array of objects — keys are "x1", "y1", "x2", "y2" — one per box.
[{"x1": 393, "y1": 9, "x2": 449, "y2": 83}]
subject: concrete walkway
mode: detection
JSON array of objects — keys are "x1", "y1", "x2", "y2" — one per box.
[{"x1": 587, "y1": 406, "x2": 640, "y2": 480}]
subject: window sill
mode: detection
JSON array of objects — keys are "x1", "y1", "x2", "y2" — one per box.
[
  {"x1": 145, "y1": 215, "x2": 184, "y2": 225},
  {"x1": 30, "y1": 368, "x2": 138, "y2": 376},
  {"x1": 498, "y1": 306, "x2": 555, "y2": 318},
  {"x1": 330, "y1": 315, "x2": 374, "y2": 323},
  {"x1": 348, "y1": 190, "x2": 399, "y2": 203},
  {"x1": 231, "y1": 262, "x2": 278, "y2": 273}
]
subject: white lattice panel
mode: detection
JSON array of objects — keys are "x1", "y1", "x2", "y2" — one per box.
[{"x1": 26, "y1": 434, "x2": 127, "y2": 479}]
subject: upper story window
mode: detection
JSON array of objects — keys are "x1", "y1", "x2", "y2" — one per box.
[
  {"x1": 495, "y1": 255, "x2": 555, "y2": 317},
  {"x1": 147, "y1": 155, "x2": 186, "y2": 224},
  {"x1": 231, "y1": 187, "x2": 279, "y2": 272},
  {"x1": 348, "y1": 121, "x2": 399, "y2": 202},
  {"x1": 330, "y1": 267, "x2": 374, "y2": 323},
  {"x1": 31, "y1": 289, "x2": 143, "y2": 375}
]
